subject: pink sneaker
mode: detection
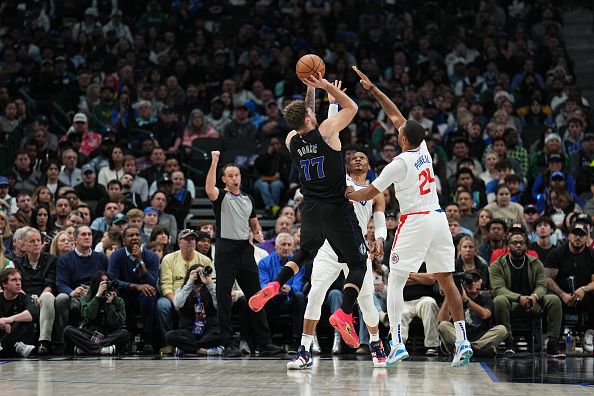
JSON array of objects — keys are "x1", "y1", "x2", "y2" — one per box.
[
  {"x1": 248, "y1": 282, "x2": 280, "y2": 312},
  {"x1": 329, "y1": 308, "x2": 360, "y2": 348}
]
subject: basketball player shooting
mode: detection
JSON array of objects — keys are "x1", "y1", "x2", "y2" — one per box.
[
  {"x1": 287, "y1": 82, "x2": 388, "y2": 370},
  {"x1": 345, "y1": 66, "x2": 473, "y2": 367},
  {"x1": 249, "y1": 72, "x2": 368, "y2": 350}
]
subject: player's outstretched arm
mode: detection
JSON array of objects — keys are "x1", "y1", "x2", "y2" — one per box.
[
  {"x1": 345, "y1": 184, "x2": 381, "y2": 202},
  {"x1": 303, "y1": 73, "x2": 357, "y2": 138},
  {"x1": 352, "y1": 65, "x2": 406, "y2": 128},
  {"x1": 205, "y1": 151, "x2": 220, "y2": 201},
  {"x1": 327, "y1": 80, "x2": 345, "y2": 119}
]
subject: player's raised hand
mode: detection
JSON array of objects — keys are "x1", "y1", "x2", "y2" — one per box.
[
  {"x1": 327, "y1": 80, "x2": 346, "y2": 103},
  {"x1": 352, "y1": 65, "x2": 374, "y2": 91},
  {"x1": 302, "y1": 72, "x2": 329, "y2": 90},
  {"x1": 372, "y1": 239, "x2": 384, "y2": 259}
]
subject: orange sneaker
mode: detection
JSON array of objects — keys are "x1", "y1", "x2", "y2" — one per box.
[
  {"x1": 329, "y1": 308, "x2": 360, "y2": 348},
  {"x1": 248, "y1": 281, "x2": 280, "y2": 312}
]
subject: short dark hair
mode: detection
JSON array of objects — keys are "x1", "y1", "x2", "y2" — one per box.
[
  {"x1": 487, "y1": 218, "x2": 508, "y2": 232},
  {"x1": 283, "y1": 100, "x2": 308, "y2": 130},
  {"x1": 0, "y1": 268, "x2": 20, "y2": 286},
  {"x1": 494, "y1": 159, "x2": 513, "y2": 171},
  {"x1": 534, "y1": 216, "x2": 556, "y2": 230},
  {"x1": 504, "y1": 174, "x2": 522, "y2": 184},
  {"x1": 402, "y1": 119, "x2": 425, "y2": 147},
  {"x1": 107, "y1": 179, "x2": 123, "y2": 189},
  {"x1": 222, "y1": 163, "x2": 240, "y2": 175},
  {"x1": 456, "y1": 167, "x2": 474, "y2": 180}
]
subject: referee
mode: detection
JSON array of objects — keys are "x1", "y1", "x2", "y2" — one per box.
[{"x1": 206, "y1": 151, "x2": 285, "y2": 357}]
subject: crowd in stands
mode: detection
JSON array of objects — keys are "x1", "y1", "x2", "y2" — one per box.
[{"x1": 0, "y1": 0, "x2": 593, "y2": 358}]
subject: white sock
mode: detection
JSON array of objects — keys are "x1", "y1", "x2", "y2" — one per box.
[
  {"x1": 391, "y1": 323, "x2": 404, "y2": 344},
  {"x1": 369, "y1": 331, "x2": 380, "y2": 343},
  {"x1": 300, "y1": 333, "x2": 313, "y2": 349},
  {"x1": 454, "y1": 320, "x2": 468, "y2": 342}
]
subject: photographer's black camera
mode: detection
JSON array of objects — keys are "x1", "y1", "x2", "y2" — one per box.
[
  {"x1": 106, "y1": 280, "x2": 119, "y2": 292},
  {"x1": 194, "y1": 266, "x2": 213, "y2": 285},
  {"x1": 453, "y1": 272, "x2": 476, "y2": 291}
]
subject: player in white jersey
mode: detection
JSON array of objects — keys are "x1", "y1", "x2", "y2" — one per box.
[
  {"x1": 287, "y1": 151, "x2": 388, "y2": 369},
  {"x1": 346, "y1": 66, "x2": 473, "y2": 368}
]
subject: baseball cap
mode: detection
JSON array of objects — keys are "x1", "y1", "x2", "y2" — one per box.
[
  {"x1": 508, "y1": 222, "x2": 526, "y2": 236},
  {"x1": 84, "y1": 7, "x2": 98, "y2": 17},
  {"x1": 195, "y1": 231, "x2": 211, "y2": 241},
  {"x1": 111, "y1": 213, "x2": 128, "y2": 225},
  {"x1": 35, "y1": 114, "x2": 49, "y2": 125},
  {"x1": 583, "y1": 132, "x2": 594, "y2": 141},
  {"x1": 143, "y1": 206, "x2": 159, "y2": 216},
  {"x1": 544, "y1": 133, "x2": 562, "y2": 144},
  {"x1": 73, "y1": 113, "x2": 88, "y2": 123},
  {"x1": 524, "y1": 204, "x2": 538, "y2": 214},
  {"x1": 157, "y1": 174, "x2": 173, "y2": 185},
  {"x1": 81, "y1": 164, "x2": 95, "y2": 174},
  {"x1": 570, "y1": 222, "x2": 588, "y2": 236},
  {"x1": 550, "y1": 171, "x2": 565, "y2": 181},
  {"x1": 575, "y1": 213, "x2": 592, "y2": 226},
  {"x1": 546, "y1": 153, "x2": 564, "y2": 164},
  {"x1": 178, "y1": 229, "x2": 199, "y2": 240},
  {"x1": 0, "y1": 176, "x2": 8, "y2": 186},
  {"x1": 385, "y1": 211, "x2": 397, "y2": 219}
]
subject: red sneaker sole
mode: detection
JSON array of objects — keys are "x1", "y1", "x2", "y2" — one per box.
[
  {"x1": 248, "y1": 285, "x2": 277, "y2": 312},
  {"x1": 329, "y1": 314, "x2": 360, "y2": 348}
]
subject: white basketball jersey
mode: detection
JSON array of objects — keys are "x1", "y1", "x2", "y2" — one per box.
[
  {"x1": 391, "y1": 140, "x2": 440, "y2": 214},
  {"x1": 346, "y1": 176, "x2": 373, "y2": 237}
]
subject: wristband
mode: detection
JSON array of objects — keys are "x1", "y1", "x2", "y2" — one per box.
[
  {"x1": 368, "y1": 84, "x2": 376, "y2": 92},
  {"x1": 330, "y1": 102, "x2": 338, "y2": 105},
  {"x1": 582, "y1": 286, "x2": 589, "y2": 293}
]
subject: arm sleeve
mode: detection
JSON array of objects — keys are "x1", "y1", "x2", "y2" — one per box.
[
  {"x1": 327, "y1": 103, "x2": 339, "y2": 119},
  {"x1": 371, "y1": 157, "x2": 406, "y2": 192},
  {"x1": 206, "y1": 282, "x2": 217, "y2": 310},
  {"x1": 173, "y1": 284, "x2": 193, "y2": 309},
  {"x1": 107, "y1": 253, "x2": 129, "y2": 288},
  {"x1": 373, "y1": 211, "x2": 387, "y2": 240}
]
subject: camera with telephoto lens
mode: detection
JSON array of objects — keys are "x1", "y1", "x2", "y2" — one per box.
[
  {"x1": 106, "y1": 279, "x2": 119, "y2": 293},
  {"x1": 453, "y1": 272, "x2": 476, "y2": 292},
  {"x1": 194, "y1": 266, "x2": 213, "y2": 285}
]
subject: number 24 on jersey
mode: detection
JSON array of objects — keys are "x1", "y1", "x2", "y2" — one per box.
[{"x1": 418, "y1": 168, "x2": 435, "y2": 195}]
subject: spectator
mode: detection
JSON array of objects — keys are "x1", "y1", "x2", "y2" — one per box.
[
  {"x1": 165, "y1": 171, "x2": 192, "y2": 228},
  {"x1": 74, "y1": 164, "x2": 109, "y2": 211},
  {"x1": 13, "y1": 228, "x2": 57, "y2": 354},
  {"x1": 483, "y1": 184, "x2": 524, "y2": 226},
  {"x1": 0, "y1": 268, "x2": 38, "y2": 357},
  {"x1": 438, "y1": 270, "x2": 507, "y2": 358},
  {"x1": 153, "y1": 107, "x2": 183, "y2": 154},
  {"x1": 195, "y1": 232, "x2": 213, "y2": 259},
  {"x1": 49, "y1": 231, "x2": 73, "y2": 257},
  {"x1": 253, "y1": 137, "x2": 291, "y2": 215},
  {"x1": 182, "y1": 109, "x2": 219, "y2": 149},
  {"x1": 16, "y1": 192, "x2": 33, "y2": 222},
  {"x1": 529, "y1": 216, "x2": 558, "y2": 262},
  {"x1": 166, "y1": 264, "x2": 223, "y2": 355},
  {"x1": 257, "y1": 233, "x2": 306, "y2": 351},
  {"x1": 259, "y1": 215, "x2": 294, "y2": 253},
  {"x1": 55, "y1": 226, "x2": 109, "y2": 348},
  {"x1": 13, "y1": 150, "x2": 41, "y2": 195},
  {"x1": 158, "y1": 229, "x2": 213, "y2": 354},
  {"x1": 149, "y1": 191, "x2": 177, "y2": 242},
  {"x1": 97, "y1": 145, "x2": 125, "y2": 187},
  {"x1": 545, "y1": 222, "x2": 594, "y2": 332},
  {"x1": 123, "y1": 155, "x2": 149, "y2": 201},
  {"x1": 400, "y1": 264, "x2": 440, "y2": 356},
  {"x1": 139, "y1": 147, "x2": 166, "y2": 187},
  {"x1": 64, "y1": 270, "x2": 129, "y2": 355},
  {"x1": 571, "y1": 133, "x2": 594, "y2": 196},
  {"x1": 107, "y1": 227, "x2": 160, "y2": 353},
  {"x1": 0, "y1": 176, "x2": 16, "y2": 215},
  {"x1": 52, "y1": 197, "x2": 71, "y2": 233},
  {"x1": 90, "y1": 200, "x2": 120, "y2": 233},
  {"x1": 477, "y1": 219, "x2": 507, "y2": 264},
  {"x1": 490, "y1": 228, "x2": 564, "y2": 357},
  {"x1": 64, "y1": 113, "x2": 102, "y2": 157},
  {"x1": 90, "y1": 86, "x2": 116, "y2": 132},
  {"x1": 455, "y1": 236, "x2": 490, "y2": 290},
  {"x1": 58, "y1": 149, "x2": 82, "y2": 188}
]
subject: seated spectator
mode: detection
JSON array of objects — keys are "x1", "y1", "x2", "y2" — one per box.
[
  {"x1": 108, "y1": 226, "x2": 160, "y2": 353},
  {"x1": 13, "y1": 150, "x2": 42, "y2": 194},
  {"x1": 30, "y1": 204, "x2": 53, "y2": 237},
  {"x1": 15, "y1": 193, "x2": 33, "y2": 223},
  {"x1": 455, "y1": 236, "x2": 489, "y2": 290},
  {"x1": 120, "y1": 173, "x2": 143, "y2": 210},
  {"x1": 182, "y1": 109, "x2": 219, "y2": 150},
  {"x1": 0, "y1": 236, "x2": 14, "y2": 270},
  {"x1": 0, "y1": 176, "x2": 17, "y2": 216},
  {"x1": 455, "y1": 189, "x2": 479, "y2": 232},
  {"x1": 90, "y1": 199, "x2": 120, "y2": 233},
  {"x1": 490, "y1": 223, "x2": 539, "y2": 263},
  {"x1": 97, "y1": 145, "x2": 125, "y2": 187},
  {"x1": 49, "y1": 231, "x2": 73, "y2": 257},
  {"x1": 148, "y1": 191, "x2": 177, "y2": 243},
  {"x1": 253, "y1": 137, "x2": 291, "y2": 215},
  {"x1": 545, "y1": 222, "x2": 594, "y2": 332},
  {"x1": 140, "y1": 206, "x2": 159, "y2": 243},
  {"x1": 532, "y1": 153, "x2": 575, "y2": 202},
  {"x1": 123, "y1": 155, "x2": 149, "y2": 202},
  {"x1": 146, "y1": 242, "x2": 164, "y2": 261},
  {"x1": 257, "y1": 233, "x2": 305, "y2": 351},
  {"x1": 126, "y1": 208, "x2": 144, "y2": 230},
  {"x1": 166, "y1": 264, "x2": 223, "y2": 355},
  {"x1": 399, "y1": 263, "x2": 440, "y2": 356},
  {"x1": 195, "y1": 231, "x2": 213, "y2": 259},
  {"x1": 51, "y1": 196, "x2": 71, "y2": 232},
  {"x1": 165, "y1": 171, "x2": 192, "y2": 228},
  {"x1": 55, "y1": 226, "x2": 109, "y2": 349},
  {"x1": 259, "y1": 215, "x2": 294, "y2": 253},
  {"x1": 571, "y1": 133, "x2": 594, "y2": 197},
  {"x1": 58, "y1": 149, "x2": 82, "y2": 187},
  {"x1": 484, "y1": 184, "x2": 524, "y2": 226},
  {"x1": 158, "y1": 229, "x2": 213, "y2": 353},
  {"x1": 153, "y1": 107, "x2": 182, "y2": 154},
  {"x1": 95, "y1": 230, "x2": 123, "y2": 254},
  {"x1": 490, "y1": 228, "x2": 564, "y2": 358},
  {"x1": 64, "y1": 270, "x2": 129, "y2": 355},
  {"x1": 485, "y1": 159, "x2": 514, "y2": 203},
  {"x1": 14, "y1": 228, "x2": 57, "y2": 354},
  {"x1": 0, "y1": 268, "x2": 39, "y2": 357},
  {"x1": 529, "y1": 216, "x2": 558, "y2": 262},
  {"x1": 438, "y1": 270, "x2": 507, "y2": 358},
  {"x1": 139, "y1": 147, "x2": 166, "y2": 187},
  {"x1": 477, "y1": 219, "x2": 507, "y2": 264}
]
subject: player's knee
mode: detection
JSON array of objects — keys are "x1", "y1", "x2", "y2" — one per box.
[{"x1": 344, "y1": 260, "x2": 366, "y2": 286}]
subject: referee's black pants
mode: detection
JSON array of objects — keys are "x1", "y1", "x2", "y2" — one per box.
[{"x1": 215, "y1": 239, "x2": 272, "y2": 347}]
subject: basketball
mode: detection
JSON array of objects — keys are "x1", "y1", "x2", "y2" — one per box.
[{"x1": 296, "y1": 54, "x2": 326, "y2": 80}]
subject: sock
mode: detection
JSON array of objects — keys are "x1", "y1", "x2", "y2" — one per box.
[
  {"x1": 454, "y1": 320, "x2": 468, "y2": 342},
  {"x1": 340, "y1": 287, "x2": 359, "y2": 314},
  {"x1": 275, "y1": 266, "x2": 295, "y2": 286},
  {"x1": 300, "y1": 333, "x2": 313, "y2": 350},
  {"x1": 391, "y1": 323, "x2": 403, "y2": 345},
  {"x1": 369, "y1": 331, "x2": 380, "y2": 343}
]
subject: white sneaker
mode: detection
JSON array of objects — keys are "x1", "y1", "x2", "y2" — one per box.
[
  {"x1": 311, "y1": 335, "x2": 321, "y2": 355},
  {"x1": 583, "y1": 330, "x2": 594, "y2": 353},
  {"x1": 239, "y1": 340, "x2": 251, "y2": 355},
  {"x1": 451, "y1": 341, "x2": 473, "y2": 367},
  {"x1": 386, "y1": 341, "x2": 409, "y2": 365},
  {"x1": 331, "y1": 332, "x2": 341, "y2": 355},
  {"x1": 14, "y1": 341, "x2": 35, "y2": 358},
  {"x1": 287, "y1": 346, "x2": 313, "y2": 370},
  {"x1": 100, "y1": 345, "x2": 116, "y2": 355},
  {"x1": 206, "y1": 346, "x2": 225, "y2": 356}
]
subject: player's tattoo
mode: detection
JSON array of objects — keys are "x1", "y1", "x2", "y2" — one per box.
[{"x1": 305, "y1": 87, "x2": 315, "y2": 111}]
